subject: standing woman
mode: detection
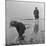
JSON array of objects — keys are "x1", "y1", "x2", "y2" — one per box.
[{"x1": 34, "y1": 7, "x2": 39, "y2": 20}]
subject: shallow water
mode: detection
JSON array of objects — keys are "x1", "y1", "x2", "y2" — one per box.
[{"x1": 6, "y1": 19, "x2": 45, "y2": 45}]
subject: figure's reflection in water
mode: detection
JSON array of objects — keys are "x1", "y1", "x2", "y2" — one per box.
[{"x1": 34, "y1": 20, "x2": 39, "y2": 34}]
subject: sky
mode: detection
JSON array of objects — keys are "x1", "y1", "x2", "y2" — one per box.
[{"x1": 6, "y1": 0, "x2": 44, "y2": 20}]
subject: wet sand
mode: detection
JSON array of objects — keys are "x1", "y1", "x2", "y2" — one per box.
[{"x1": 6, "y1": 19, "x2": 45, "y2": 46}]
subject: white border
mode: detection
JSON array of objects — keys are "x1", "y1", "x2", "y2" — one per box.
[{"x1": 0, "y1": 0, "x2": 5, "y2": 46}]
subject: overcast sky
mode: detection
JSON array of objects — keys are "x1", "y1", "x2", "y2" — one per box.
[{"x1": 6, "y1": 0, "x2": 44, "y2": 20}]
